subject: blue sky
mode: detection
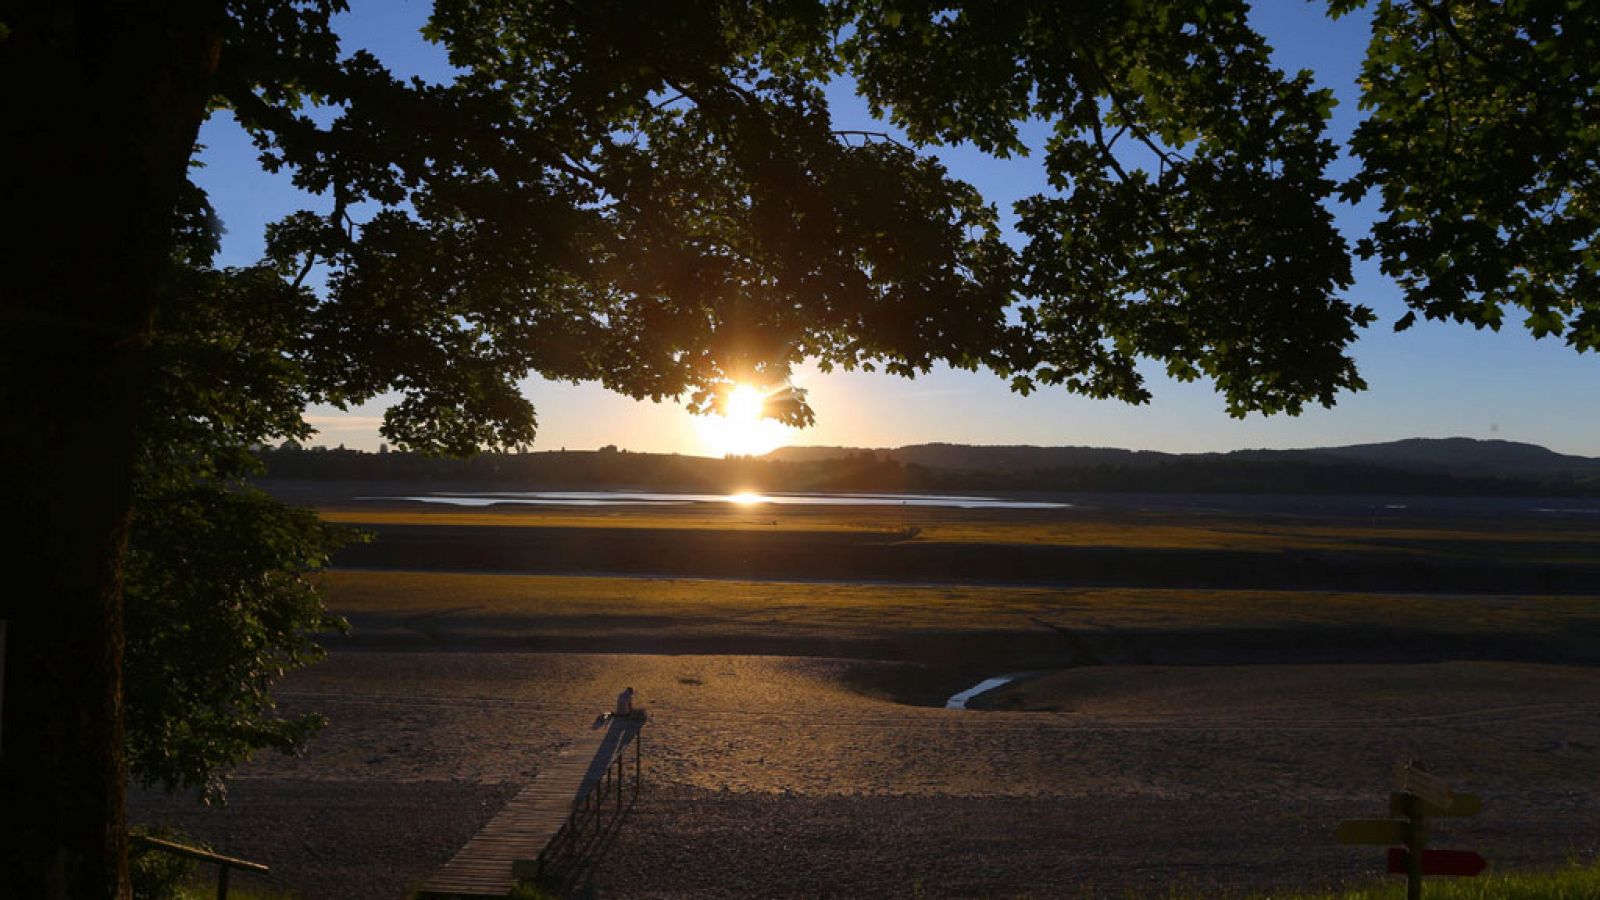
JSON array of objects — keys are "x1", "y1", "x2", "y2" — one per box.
[{"x1": 195, "y1": 0, "x2": 1599, "y2": 457}]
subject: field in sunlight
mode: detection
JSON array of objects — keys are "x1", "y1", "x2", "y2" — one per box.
[
  {"x1": 319, "y1": 569, "x2": 1600, "y2": 670},
  {"x1": 316, "y1": 502, "x2": 1600, "y2": 558}
]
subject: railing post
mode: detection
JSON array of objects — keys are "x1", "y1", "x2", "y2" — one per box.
[
  {"x1": 217, "y1": 864, "x2": 230, "y2": 900},
  {"x1": 616, "y1": 752, "x2": 624, "y2": 812}
]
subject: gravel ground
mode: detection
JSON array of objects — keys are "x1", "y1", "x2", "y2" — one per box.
[
  {"x1": 129, "y1": 779, "x2": 517, "y2": 900},
  {"x1": 593, "y1": 785, "x2": 1600, "y2": 899},
  {"x1": 128, "y1": 651, "x2": 1600, "y2": 899}
]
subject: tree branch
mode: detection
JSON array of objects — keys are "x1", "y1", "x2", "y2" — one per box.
[
  {"x1": 291, "y1": 251, "x2": 316, "y2": 290},
  {"x1": 1077, "y1": 49, "x2": 1188, "y2": 169},
  {"x1": 833, "y1": 129, "x2": 909, "y2": 149},
  {"x1": 1088, "y1": 107, "x2": 1179, "y2": 244}
]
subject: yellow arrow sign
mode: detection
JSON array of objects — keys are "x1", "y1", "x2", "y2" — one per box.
[
  {"x1": 1391, "y1": 791, "x2": 1482, "y2": 819},
  {"x1": 1337, "y1": 819, "x2": 1410, "y2": 845}
]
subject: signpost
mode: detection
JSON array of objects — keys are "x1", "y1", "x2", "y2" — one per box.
[
  {"x1": 1336, "y1": 762, "x2": 1485, "y2": 899},
  {"x1": 1387, "y1": 848, "x2": 1488, "y2": 878},
  {"x1": 1390, "y1": 791, "x2": 1481, "y2": 819},
  {"x1": 1394, "y1": 760, "x2": 1453, "y2": 810},
  {"x1": 1336, "y1": 820, "x2": 1409, "y2": 845}
]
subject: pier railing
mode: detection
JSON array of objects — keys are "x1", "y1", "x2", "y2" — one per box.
[
  {"x1": 131, "y1": 833, "x2": 269, "y2": 900},
  {"x1": 519, "y1": 717, "x2": 643, "y2": 883}
]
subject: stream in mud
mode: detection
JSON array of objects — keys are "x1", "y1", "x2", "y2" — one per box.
[{"x1": 945, "y1": 675, "x2": 1022, "y2": 710}]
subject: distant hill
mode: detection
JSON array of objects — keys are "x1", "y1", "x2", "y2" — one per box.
[
  {"x1": 1312, "y1": 438, "x2": 1600, "y2": 479},
  {"x1": 766, "y1": 443, "x2": 1181, "y2": 470},
  {"x1": 256, "y1": 437, "x2": 1600, "y2": 496},
  {"x1": 873, "y1": 443, "x2": 1179, "y2": 472},
  {"x1": 765, "y1": 438, "x2": 1600, "y2": 487}
]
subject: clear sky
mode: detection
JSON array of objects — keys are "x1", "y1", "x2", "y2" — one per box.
[{"x1": 195, "y1": 0, "x2": 1599, "y2": 458}]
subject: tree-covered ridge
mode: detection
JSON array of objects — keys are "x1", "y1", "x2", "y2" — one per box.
[
  {"x1": 774, "y1": 436, "x2": 1600, "y2": 479},
  {"x1": 254, "y1": 438, "x2": 1600, "y2": 497}
]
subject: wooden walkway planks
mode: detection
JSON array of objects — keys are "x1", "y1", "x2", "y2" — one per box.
[{"x1": 418, "y1": 716, "x2": 633, "y2": 899}]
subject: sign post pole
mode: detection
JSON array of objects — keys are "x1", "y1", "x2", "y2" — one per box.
[
  {"x1": 1400, "y1": 792, "x2": 1427, "y2": 900},
  {"x1": 1337, "y1": 762, "x2": 1485, "y2": 898}
]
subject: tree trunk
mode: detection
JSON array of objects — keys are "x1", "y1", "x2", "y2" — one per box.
[{"x1": 0, "y1": 3, "x2": 220, "y2": 897}]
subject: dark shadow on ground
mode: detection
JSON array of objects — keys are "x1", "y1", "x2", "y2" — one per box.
[{"x1": 334, "y1": 522, "x2": 1600, "y2": 595}]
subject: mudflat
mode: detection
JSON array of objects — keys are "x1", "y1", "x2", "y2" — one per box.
[{"x1": 131, "y1": 486, "x2": 1600, "y2": 898}]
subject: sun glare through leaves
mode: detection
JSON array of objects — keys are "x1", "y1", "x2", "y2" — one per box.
[{"x1": 696, "y1": 384, "x2": 794, "y2": 458}]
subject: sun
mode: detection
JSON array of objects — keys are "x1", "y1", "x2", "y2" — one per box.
[
  {"x1": 724, "y1": 384, "x2": 766, "y2": 422},
  {"x1": 696, "y1": 384, "x2": 793, "y2": 458}
]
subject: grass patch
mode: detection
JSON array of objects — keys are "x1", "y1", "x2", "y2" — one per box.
[
  {"x1": 1256, "y1": 863, "x2": 1600, "y2": 899},
  {"x1": 174, "y1": 888, "x2": 295, "y2": 900},
  {"x1": 317, "y1": 505, "x2": 1600, "y2": 558},
  {"x1": 320, "y1": 569, "x2": 1600, "y2": 645}
]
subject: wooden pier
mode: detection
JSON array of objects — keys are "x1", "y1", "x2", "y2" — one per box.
[{"x1": 418, "y1": 716, "x2": 642, "y2": 899}]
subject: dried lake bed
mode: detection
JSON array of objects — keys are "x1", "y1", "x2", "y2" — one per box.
[{"x1": 132, "y1": 482, "x2": 1600, "y2": 898}]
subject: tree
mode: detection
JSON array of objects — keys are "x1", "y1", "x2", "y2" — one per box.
[
  {"x1": 124, "y1": 225, "x2": 359, "y2": 802},
  {"x1": 1337, "y1": 0, "x2": 1600, "y2": 348},
  {"x1": 124, "y1": 484, "x2": 352, "y2": 801},
  {"x1": 2, "y1": 2, "x2": 1595, "y2": 896}
]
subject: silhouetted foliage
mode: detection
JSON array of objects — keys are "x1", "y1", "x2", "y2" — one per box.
[
  {"x1": 123, "y1": 486, "x2": 353, "y2": 801},
  {"x1": 109, "y1": 186, "x2": 365, "y2": 802},
  {"x1": 1339, "y1": 0, "x2": 1600, "y2": 348}
]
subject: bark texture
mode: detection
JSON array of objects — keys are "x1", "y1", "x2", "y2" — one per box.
[{"x1": 1, "y1": 3, "x2": 219, "y2": 897}]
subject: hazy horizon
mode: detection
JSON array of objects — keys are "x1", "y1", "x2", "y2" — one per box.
[{"x1": 286, "y1": 431, "x2": 1600, "y2": 462}]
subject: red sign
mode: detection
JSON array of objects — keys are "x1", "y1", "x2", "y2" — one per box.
[{"x1": 1387, "y1": 848, "x2": 1487, "y2": 877}]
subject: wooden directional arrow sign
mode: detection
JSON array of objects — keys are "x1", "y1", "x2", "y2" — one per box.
[
  {"x1": 1394, "y1": 763, "x2": 1453, "y2": 809},
  {"x1": 1336, "y1": 819, "x2": 1409, "y2": 845},
  {"x1": 1388, "y1": 848, "x2": 1487, "y2": 877},
  {"x1": 1390, "y1": 791, "x2": 1482, "y2": 818}
]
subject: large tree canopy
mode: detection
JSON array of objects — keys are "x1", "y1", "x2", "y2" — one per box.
[
  {"x1": 3, "y1": 1, "x2": 1596, "y2": 897},
  {"x1": 207, "y1": 0, "x2": 1379, "y2": 457}
]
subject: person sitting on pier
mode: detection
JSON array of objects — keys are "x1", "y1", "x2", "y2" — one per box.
[{"x1": 616, "y1": 686, "x2": 635, "y2": 718}]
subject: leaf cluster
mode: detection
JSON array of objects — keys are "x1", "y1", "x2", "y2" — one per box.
[
  {"x1": 1347, "y1": 0, "x2": 1600, "y2": 350},
  {"x1": 843, "y1": 0, "x2": 1371, "y2": 414},
  {"x1": 123, "y1": 481, "x2": 355, "y2": 802}
]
